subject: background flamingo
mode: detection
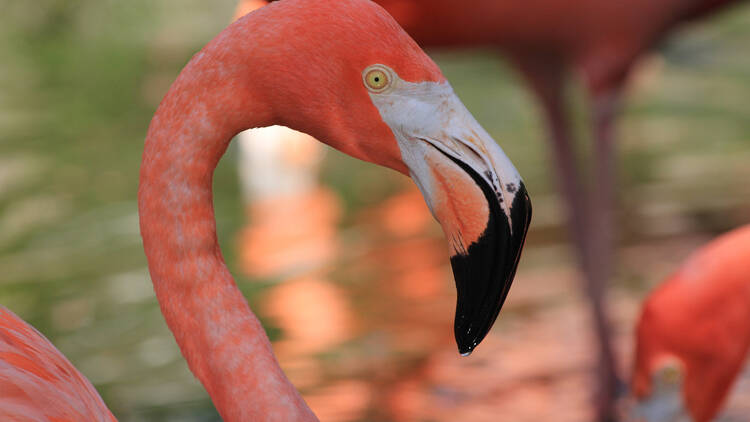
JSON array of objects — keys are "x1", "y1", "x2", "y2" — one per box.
[
  {"x1": 237, "y1": 0, "x2": 747, "y2": 418},
  {"x1": 631, "y1": 225, "x2": 750, "y2": 422}
]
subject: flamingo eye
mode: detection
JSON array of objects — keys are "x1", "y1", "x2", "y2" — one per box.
[{"x1": 363, "y1": 65, "x2": 392, "y2": 92}]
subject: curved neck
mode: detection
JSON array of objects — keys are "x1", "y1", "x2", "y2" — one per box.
[{"x1": 138, "y1": 26, "x2": 317, "y2": 422}]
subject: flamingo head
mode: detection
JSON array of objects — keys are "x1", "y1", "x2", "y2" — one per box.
[
  {"x1": 230, "y1": 0, "x2": 531, "y2": 355},
  {"x1": 630, "y1": 357, "x2": 690, "y2": 422},
  {"x1": 360, "y1": 64, "x2": 532, "y2": 355}
]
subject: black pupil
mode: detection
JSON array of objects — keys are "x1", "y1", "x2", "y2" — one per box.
[{"x1": 374, "y1": 77, "x2": 380, "y2": 82}]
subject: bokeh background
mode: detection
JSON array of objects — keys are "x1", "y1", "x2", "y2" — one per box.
[{"x1": 1, "y1": 1, "x2": 750, "y2": 421}]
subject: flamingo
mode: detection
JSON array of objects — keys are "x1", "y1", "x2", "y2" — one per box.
[
  {"x1": 238, "y1": 1, "x2": 746, "y2": 419},
  {"x1": 630, "y1": 225, "x2": 750, "y2": 422},
  {"x1": 0, "y1": 0, "x2": 531, "y2": 420},
  {"x1": 0, "y1": 307, "x2": 115, "y2": 421}
]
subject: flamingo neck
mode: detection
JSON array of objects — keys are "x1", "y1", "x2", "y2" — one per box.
[{"x1": 138, "y1": 28, "x2": 317, "y2": 422}]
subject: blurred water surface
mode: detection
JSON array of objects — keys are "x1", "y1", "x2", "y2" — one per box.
[{"x1": 1, "y1": 1, "x2": 750, "y2": 421}]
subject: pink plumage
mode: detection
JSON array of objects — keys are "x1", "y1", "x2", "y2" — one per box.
[
  {"x1": 0, "y1": 307, "x2": 115, "y2": 422},
  {"x1": 632, "y1": 225, "x2": 750, "y2": 421}
]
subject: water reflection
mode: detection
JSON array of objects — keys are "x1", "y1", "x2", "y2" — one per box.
[
  {"x1": 235, "y1": 126, "x2": 339, "y2": 279},
  {"x1": 235, "y1": 129, "x2": 750, "y2": 421},
  {"x1": 236, "y1": 187, "x2": 340, "y2": 278},
  {"x1": 264, "y1": 276, "x2": 356, "y2": 358}
]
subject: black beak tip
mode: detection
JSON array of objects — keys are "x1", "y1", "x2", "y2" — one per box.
[
  {"x1": 450, "y1": 182, "x2": 531, "y2": 356},
  {"x1": 428, "y1": 146, "x2": 532, "y2": 356},
  {"x1": 457, "y1": 333, "x2": 479, "y2": 356}
]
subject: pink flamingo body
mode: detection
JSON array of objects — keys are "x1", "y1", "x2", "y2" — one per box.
[
  {"x1": 0, "y1": 308, "x2": 115, "y2": 422},
  {"x1": 632, "y1": 225, "x2": 750, "y2": 422},
  {"x1": 1, "y1": 0, "x2": 531, "y2": 420}
]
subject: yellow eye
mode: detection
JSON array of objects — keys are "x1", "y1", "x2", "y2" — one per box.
[{"x1": 363, "y1": 65, "x2": 391, "y2": 92}]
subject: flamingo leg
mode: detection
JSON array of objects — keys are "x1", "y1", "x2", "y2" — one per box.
[
  {"x1": 512, "y1": 54, "x2": 621, "y2": 422},
  {"x1": 590, "y1": 93, "x2": 619, "y2": 281},
  {"x1": 585, "y1": 89, "x2": 625, "y2": 422}
]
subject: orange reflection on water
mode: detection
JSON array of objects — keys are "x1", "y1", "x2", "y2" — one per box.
[
  {"x1": 235, "y1": 176, "x2": 609, "y2": 421},
  {"x1": 354, "y1": 185, "x2": 456, "y2": 356},
  {"x1": 235, "y1": 154, "x2": 647, "y2": 421},
  {"x1": 377, "y1": 187, "x2": 434, "y2": 237},
  {"x1": 304, "y1": 380, "x2": 372, "y2": 422},
  {"x1": 236, "y1": 188, "x2": 340, "y2": 278},
  {"x1": 233, "y1": 0, "x2": 268, "y2": 21},
  {"x1": 263, "y1": 276, "x2": 356, "y2": 358}
]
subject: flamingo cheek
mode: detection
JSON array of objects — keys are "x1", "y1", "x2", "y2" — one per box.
[{"x1": 425, "y1": 153, "x2": 489, "y2": 255}]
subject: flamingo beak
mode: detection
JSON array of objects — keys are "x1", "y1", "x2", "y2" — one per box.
[
  {"x1": 630, "y1": 360, "x2": 688, "y2": 422},
  {"x1": 367, "y1": 77, "x2": 531, "y2": 355},
  {"x1": 407, "y1": 130, "x2": 531, "y2": 355}
]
